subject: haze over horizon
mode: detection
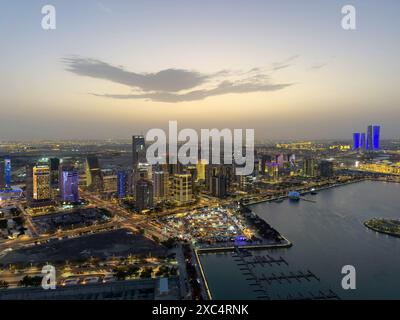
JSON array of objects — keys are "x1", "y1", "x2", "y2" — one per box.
[{"x1": 1, "y1": 0, "x2": 399, "y2": 140}]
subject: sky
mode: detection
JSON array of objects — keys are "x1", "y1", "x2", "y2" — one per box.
[{"x1": 0, "y1": 0, "x2": 399, "y2": 141}]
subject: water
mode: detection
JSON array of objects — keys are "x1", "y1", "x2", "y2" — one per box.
[{"x1": 199, "y1": 181, "x2": 400, "y2": 299}]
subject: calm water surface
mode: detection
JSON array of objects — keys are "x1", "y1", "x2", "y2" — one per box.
[{"x1": 200, "y1": 181, "x2": 400, "y2": 299}]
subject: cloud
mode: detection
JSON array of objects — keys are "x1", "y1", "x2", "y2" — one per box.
[
  {"x1": 63, "y1": 56, "x2": 294, "y2": 102},
  {"x1": 92, "y1": 81, "x2": 294, "y2": 103},
  {"x1": 309, "y1": 63, "x2": 328, "y2": 70},
  {"x1": 63, "y1": 57, "x2": 208, "y2": 92},
  {"x1": 271, "y1": 54, "x2": 300, "y2": 71}
]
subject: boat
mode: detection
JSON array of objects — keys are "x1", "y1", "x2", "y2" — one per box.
[
  {"x1": 288, "y1": 191, "x2": 300, "y2": 201},
  {"x1": 310, "y1": 188, "x2": 318, "y2": 195}
]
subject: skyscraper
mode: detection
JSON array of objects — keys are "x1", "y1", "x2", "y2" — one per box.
[
  {"x1": 132, "y1": 135, "x2": 146, "y2": 169},
  {"x1": 319, "y1": 160, "x2": 334, "y2": 178},
  {"x1": 360, "y1": 133, "x2": 366, "y2": 150},
  {"x1": 117, "y1": 170, "x2": 129, "y2": 199},
  {"x1": 153, "y1": 171, "x2": 167, "y2": 201},
  {"x1": 303, "y1": 158, "x2": 316, "y2": 177},
  {"x1": 196, "y1": 159, "x2": 207, "y2": 182},
  {"x1": 33, "y1": 165, "x2": 51, "y2": 200},
  {"x1": 172, "y1": 174, "x2": 192, "y2": 205},
  {"x1": 373, "y1": 125, "x2": 381, "y2": 151},
  {"x1": 135, "y1": 178, "x2": 153, "y2": 212},
  {"x1": 352, "y1": 133, "x2": 360, "y2": 150},
  {"x1": 4, "y1": 156, "x2": 11, "y2": 188},
  {"x1": 86, "y1": 155, "x2": 103, "y2": 192},
  {"x1": 59, "y1": 164, "x2": 79, "y2": 203},
  {"x1": 49, "y1": 158, "x2": 60, "y2": 187},
  {"x1": 366, "y1": 125, "x2": 373, "y2": 151}
]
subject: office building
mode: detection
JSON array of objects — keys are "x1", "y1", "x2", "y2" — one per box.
[
  {"x1": 319, "y1": 160, "x2": 334, "y2": 178},
  {"x1": 59, "y1": 164, "x2": 79, "y2": 203},
  {"x1": 353, "y1": 133, "x2": 360, "y2": 150},
  {"x1": 86, "y1": 155, "x2": 103, "y2": 192},
  {"x1": 135, "y1": 178, "x2": 154, "y2": 212},
  {"x1": 153, "y1": 171, "x2": 167, "y2": 201},
  {"x1": 373, "y1": 125, "x2": 381, "y2": 151},
  {"x1": 132, "y1": 135, "x2": 146, "y2": 169},
  {"x1": 360, "y1": 133, "x2": 366, "y2": 150},
  {"x1": 102, "y1": 170, "x2": 118, "y2": 193},
  {"x1": 33, "y1": 165, "x2": 51, "y2": 200},
  {"x1": 303, "y1": 158, "x2": 316, "y2": 177},
  {"x1": 196, "y1": 159, "x2": 207, "y2": 182},
  {"x1": 49, "y1": 158, "x2": 60, "y2": 187},
  {"x1": 172, "y1": 174, "x2": 192, "y2": 205},
  {"x1": 366, "y1": 125, "x2": 373, "y2": 151},
  {"x1": 117, "y1": 170, "x2": 130, "y2": 199},
  {"x1": 4, "y1": 156, "x2": 11, "y2": 188}
]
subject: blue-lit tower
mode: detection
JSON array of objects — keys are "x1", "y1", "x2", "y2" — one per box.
[
  {"x1": 4, "y1": 156, "x2": 11, "y2": 188},
  {"x1": 352, "y1": 133, "x2": 360, "y2": 150},
  {"x1": 117, "y1": 170, "x2": 128, "y2": 199},
  {"x1": 360, "y1": 133, "x2": 366, "y2": 151},
  {"x1": 373, "y1": 125, "x2": 381, "y2": 151}
]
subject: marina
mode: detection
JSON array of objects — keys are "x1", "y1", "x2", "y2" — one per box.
[{"x1": 199, "y1": 181, "x2": 400, "y2": 300}]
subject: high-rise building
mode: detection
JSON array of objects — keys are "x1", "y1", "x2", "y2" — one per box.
[
  {"x1": 360, "y1": 133, "x2": 366, "y2": 150},
  {"x1": 319, "y1": 160, "x2": 334, "y2": 178},
  {"x1": 303, "y1": 158, "x2": 316, "y2": 177},
  {"x1": 4, "y1": 156, "x2": 11, "y2": 188},
  {"x1": 172, "y1": 174, "x2": 192, "y2": 205},
  {"x1": 132, "y1": 135, "x2": 146, "y2": 169},
  {"x1": 373, "y1": 125, "x2": 381, "y2": 151},
  {"x1": 49, "y1": 158, "x2": 60, "y2": 187},
  {"x1": 135, "y1": 178, "x2": 153, "y2": 212},
  {"x1": 85, "y1": 155, "x2": 103, "y2": 192},
  {"x1": 353, "y1": 133, "x2": 360, "y2": 150},
  {"x1": 266, "y1": 162, "x2": 279, "y2": 182},
  {"x1": 59, "y1": 164, "x2": 79, "y2": 203},
  {"x1": 366, "y1": 125, "x2": 373, "y2": 151},
  {"x1": 33, "y1": 165, "x2": 51, "y2": 200},
  {"x1": 153, "y1": 171, "x2": 167, "y2": 201},
  {"x1": 102, "y1": 170, "x2": 117, "y2": 193},
  {"x1": 117, "y1": 170, "x2": 129, "y2": 199},
  {"x1": 0, "y1": 161, "x2": 4, "y2": 189},
  {"x1": 196, "y1": 160, "x2": 207, "y2": 182}
]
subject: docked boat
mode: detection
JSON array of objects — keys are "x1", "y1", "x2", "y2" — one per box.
[{"x1": 310, "y1": 188, "x2": 318, "y2": 195}]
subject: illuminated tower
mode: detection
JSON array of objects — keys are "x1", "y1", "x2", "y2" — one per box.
[
  {"x1": 373, "y1": 125, "x2": 381, "y2": 151},
  {"x1": 303, "y1": 158, "x2": 316, "y2": 177},
  {"x1": 135, "y1": 178, "x2": 153, "y2": 212},
  {"x1": 172, "y1": 174, "x2": 192, "y2": 205},
  {"x1": 352, "y1": 133, "x2": 360, "y2": 150},
  {"x1": 132, "y1": 135, "x2": 146, "y2": 169},
  {"x1": 117, "y1": 170, "x2": 129, "y2": 199},
  {"x1": 153, "y1": 171, "x2": 167, "y2": 201},
  {"x1": 33, "y1": 165, "x2": 51, "y2": 200},
  {"x1": 85, "y1": 155, "x2": 103, "y2": 192},
  {"x1": 360, "y1": 133, "x2": 366, "y2": 151},
  {"x1": 196, "y1": 159, "x2": 207, "y2": 182},
  {"x1": 59, "y1": 164, "x2": 79, "y2": 203},
  {"x1": 4, "y1": 156, "x2": 11, "y2": 188}
]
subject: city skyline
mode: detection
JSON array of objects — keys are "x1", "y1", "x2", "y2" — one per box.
[{"x1": 1, "y1": 0, "x2": 399, "y2": 140}]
